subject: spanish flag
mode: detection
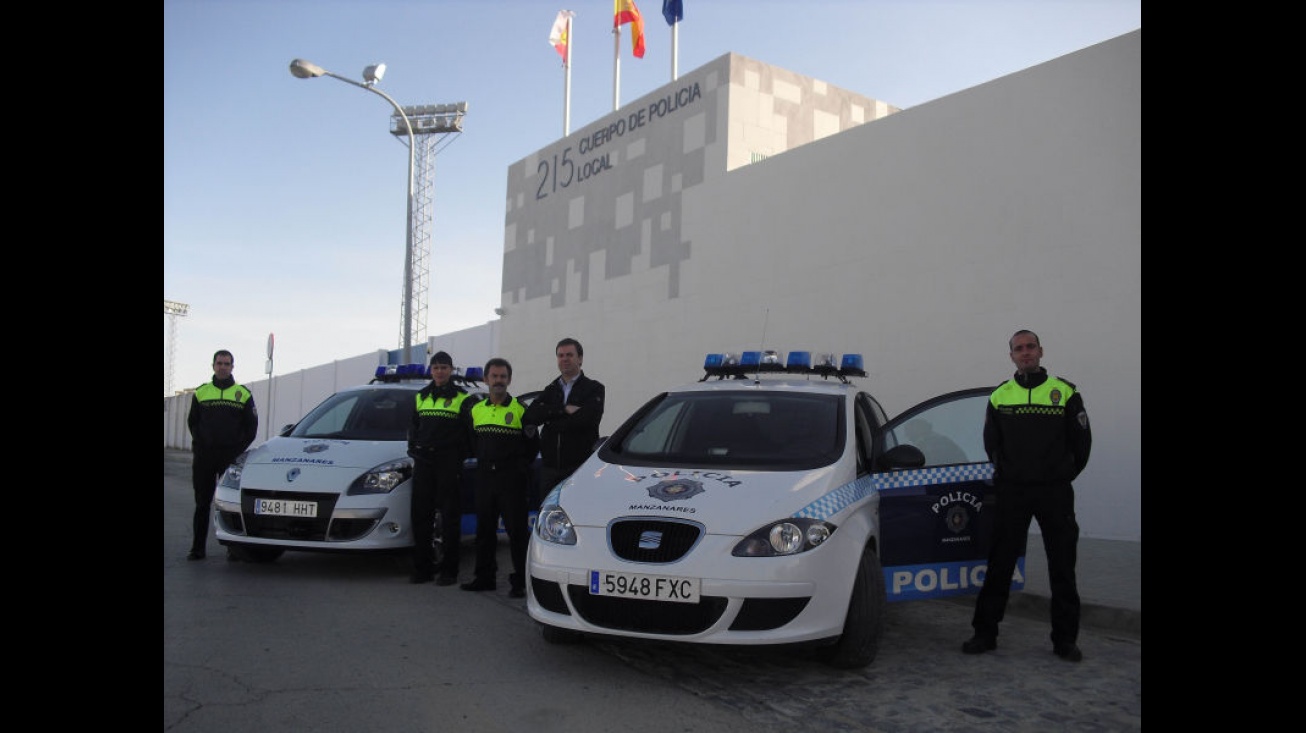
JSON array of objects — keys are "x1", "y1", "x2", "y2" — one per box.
[{"x1": 614, "y1": 0, "x2": 646, "y2": 58}]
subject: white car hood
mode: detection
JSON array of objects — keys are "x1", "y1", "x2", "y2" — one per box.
[
  {"x1": 554, "y1": 460, "x2": 850, "y2": 535},
  {"x1": 246, "y1": 437, "x2": 405, "y2": 470}
]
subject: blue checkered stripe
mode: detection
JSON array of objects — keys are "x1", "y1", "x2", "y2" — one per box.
[
  {"x1": 874, "y1": 463, "x2": 993, "y2": 490},
  {"x1": 794, "y1": 475, "x2": 877, "y2": 521},
  {"x1": 793, "y1": 464, "x2": 994, "y2": 521}
]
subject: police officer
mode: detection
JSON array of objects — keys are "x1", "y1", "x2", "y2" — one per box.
[
  {"x1": 522, "y1": 337, "x2": 605, "y2": 499},
  {"x1": 462, "y1": 357, "x2": 538, "y2": 599},
  {"x1": 963, "y1": 329, "x2": 1092, "y2": 661},
  {"x1": 186, "y1": 349, "x2": 258, "y2": 560},
  {"x1": 407, "y1": 351, "x2": 476, "y2": 585}
]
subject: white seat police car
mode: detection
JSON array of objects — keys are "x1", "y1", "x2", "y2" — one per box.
[
  {"x1": 213, "y1": 364, "x2": 541, "y2": 564},
  {"x1": 526, "y1": 350, "x2": 1020, "y2": 668}
]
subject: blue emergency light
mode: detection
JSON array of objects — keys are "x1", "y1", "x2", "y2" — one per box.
[
  {"x1": 701, "y1": 349, "x2": 867, "y2": 382},
  {"x1": 840, "y1": 353, "x2": 867, "y2": 377}
]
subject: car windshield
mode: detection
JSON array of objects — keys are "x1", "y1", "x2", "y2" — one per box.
[
  {"x1": 289, "y1": 387, "x2": 416, "y2": 441},
  {"x1": 600, "y1": 390, "x2": 845, "y2": 470}
]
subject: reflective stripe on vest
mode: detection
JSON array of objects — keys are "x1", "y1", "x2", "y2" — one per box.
[
  {"x1": 990, "y1": 377, "x2": 1076, "y2": 416},
  {"x1": 415, "y1": 390, "x2": 470, "y2": 418},
  {"x1": 194, "y1": 382, "x2": 251, "y2": 407},
  {"x1": 471, "y1": 399, "x2": 526, "y2": 434}
]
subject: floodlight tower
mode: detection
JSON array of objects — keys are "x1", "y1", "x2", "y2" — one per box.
[
  {"x1": 391, "y1": 102, "x2": 467, "y2": 351},
  {"x1": 164, "y1": 299, "x2": 190, "y2": 395}
]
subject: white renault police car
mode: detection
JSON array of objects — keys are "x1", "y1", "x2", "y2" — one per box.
[
  {"x1": 526, "y1": 350, "x2": 1020, "y2": 668},
  {"x1": 213, "y1": 364, "x2": 540, "y2": 564}
]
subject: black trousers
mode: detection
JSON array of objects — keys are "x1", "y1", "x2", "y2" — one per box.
[
  {"x1": 971, "y1": 480, "x2": 1081, "y2": 646},
  {"x1": 410, "y1": 455, "x2": 463, "y2": 577},
  {"x1": 191, "y1": 449, "x2": 238, "y2": 554},
  {"x1": 471, "y1": 463, "x2": 530, "y2": 588}
]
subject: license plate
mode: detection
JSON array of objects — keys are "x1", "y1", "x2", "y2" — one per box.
[
  {"x1": 589, "y1": 570, "x2": 700, "y2": 603},
  {"x1": 253, "y1": 498, "x2": 318, "y2": 517}
]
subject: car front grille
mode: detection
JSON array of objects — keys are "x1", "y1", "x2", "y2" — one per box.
[
  {"x1": 565, "y1": 585, "x2": 728, "y2": 634},
  {"x1": 728, "y1": 597, "x2": 811, "y2": 630},
  {"x1": 608, "y1": 518, "x2": 703, "y2": 563}
]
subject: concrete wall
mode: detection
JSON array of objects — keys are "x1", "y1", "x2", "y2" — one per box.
[{"x1": 164, "y1": 31, "x2": 1141, "y2": 541}]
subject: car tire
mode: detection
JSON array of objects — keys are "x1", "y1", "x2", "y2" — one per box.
[
  {"x1": 814, "y1": 543, "x2": 886, "y2": 669},
  {"x1": 539, "y1": 623, "x2": 583, "y2": 645}
]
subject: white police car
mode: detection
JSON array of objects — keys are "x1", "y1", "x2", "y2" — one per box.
[
  {"x1": 213, "y1": 364, "x2": 540, "y2": 564},
  {"x1": 526, "y1": 350, "x2": 1021, "y2": 668}
]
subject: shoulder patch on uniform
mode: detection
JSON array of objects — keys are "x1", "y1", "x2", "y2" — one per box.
[{"x1": 1077, "y1": 411, "x2": 1089, "y2": 429}]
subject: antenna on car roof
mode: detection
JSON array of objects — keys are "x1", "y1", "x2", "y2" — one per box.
[{"x1": 752, "y1": 309, "x2": 770, "y2": 383}]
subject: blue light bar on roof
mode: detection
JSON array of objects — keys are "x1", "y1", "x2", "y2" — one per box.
[
  {"x1": 464, "y1": 366, "x2": 484, "y2": 382},
  {"x1": 700, "y1": 349, "x2": 866, "y2": 381}
]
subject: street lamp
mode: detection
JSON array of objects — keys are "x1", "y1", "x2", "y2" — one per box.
[{"x1": 289, "y1": 58, "x2": 417, "y2": 359}]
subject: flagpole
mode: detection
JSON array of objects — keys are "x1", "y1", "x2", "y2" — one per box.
[
  {"x1": 670, "y1": 20, "x2": 678, "y2": 81},
  {"x1": 612, "y1": 24, "x2": 621, "y2": 111},
  {"x1": 564, "y1": 15, "x2": 573, "y2": 135}
]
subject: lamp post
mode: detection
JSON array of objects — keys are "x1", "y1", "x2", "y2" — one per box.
[{"x1": 289, "y1": 58, "x2": 417, "y2": 360}]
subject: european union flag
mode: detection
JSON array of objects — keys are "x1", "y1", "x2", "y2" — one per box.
[{"x1": 663, "y1": 0, "x2": 683, "y2": 26}]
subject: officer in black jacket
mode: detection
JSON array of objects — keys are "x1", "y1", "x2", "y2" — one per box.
[
  {"x1": 522, "y1": 337, "x2": 605, "y2": 499},
  {"x1": 462, "y1": 357, "x2": 539, "y2": 598},
  {"x1": 963, "y1": 329, "x2": 1092, "y2": 662},
  {"x1": 406, "y1": 351, "x2": 477, "y2": 585},
  {"x1": 186, "y1": 350, "x2": 258, "y2": 560}
]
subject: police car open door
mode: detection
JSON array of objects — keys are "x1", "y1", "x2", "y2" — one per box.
[{"x1": 867, "y1": 387, "x2": 1026, "y2": 602}]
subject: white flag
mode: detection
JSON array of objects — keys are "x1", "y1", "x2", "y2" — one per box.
[{"x1": 550, "y1": 10, "x2": 575, "y2": 64}]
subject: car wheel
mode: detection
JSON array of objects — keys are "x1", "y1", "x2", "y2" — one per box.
[
  {"x1": 539, "y1": 623, "x2": 583, "y2": 645},
  {"x1": 814, "y1": 543, "x2": 886, "y2": 669},
  {"x1": 238, "y1": 545, "x2": 286, "y2": 563}
]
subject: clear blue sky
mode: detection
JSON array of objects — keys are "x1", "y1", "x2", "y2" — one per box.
[{"x1": 164, "y1": 0, "x2": 1141, "y2": 393}]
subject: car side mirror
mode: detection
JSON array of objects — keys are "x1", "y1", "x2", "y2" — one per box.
[
  {"x1": 279, "y1": 423, "x2": 295, "y2": 437},
  {"x1": 879, "y1": 444, "x2": 925, "y2": 470}
]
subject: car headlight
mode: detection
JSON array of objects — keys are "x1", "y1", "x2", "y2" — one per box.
[
  {"x1": 534, "y1": 504, "x2": 576, "y2": 545},
  {"x1": 347, "y1": 458, "x2": 414, "y2": 495},
  {"x1": 217, "y1": 451, "x2": 249, "y2": 490},
  {"x1": 731, "y1": 518, "x2": 836, "y2": 557}
]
